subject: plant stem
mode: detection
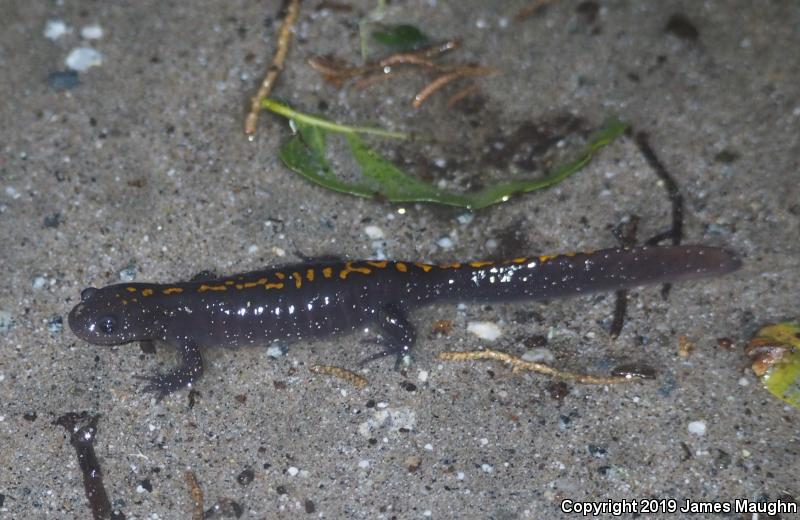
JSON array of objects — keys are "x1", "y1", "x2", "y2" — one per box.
[{"x1": 261, "y1": 98, "x2": 409, "y2": 140}]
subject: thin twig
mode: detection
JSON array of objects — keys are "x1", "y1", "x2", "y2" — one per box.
[
  {"x1": 310, "y1": 364, "x2": 368, "y2": 389},
  {"x1": 244, "y1": 0, "x2": 302, "y2": 135},
  {"x1": 447, "y1": 82, "x2": 479, "y2": 108},
  {"x1": 515, "y1": 0, "x2": 555, "y2": 22},
  {"x1": 413, "y1": 66, "x2": 498, "y2": 108},
  {"x1": 439, "y1": 349, "x2": 643, "y2": 384},
  {"x1": 185, "y1": 470, "x2": 204, "y2": 520}
]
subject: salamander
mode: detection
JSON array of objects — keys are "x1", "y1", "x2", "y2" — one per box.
[{"x1": 68, "y1": 245, "x2": 740, "y2": 397}]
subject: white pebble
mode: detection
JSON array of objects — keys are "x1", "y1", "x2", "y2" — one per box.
[
  {"x1": 44, "y1": 20, "x2": 71, "y2": 40},
  {"x1": 436, "y1": 236, "x2": 454, "y2": 249},
  {"x1": 522, "y1": 348, "x2": 554, "y2": 363},
  {"x1": 424, "y1": 443, "x2": 433, "y2": 451},
  {"x1": 247, "y1": 244, "x2": 258, "y2": 254},
  {"x1": 65, "y1": 47, "x2": 104, "y2": 71},
  {"x1": 737, "y1": 377, "x2": 749, "y2": 387},
  {"x1": 481, "y1": 463, "x2": 493, "y2": 473},
  {"x1": 358, "y1": 460, "x2": 370, "y2": 469},
  {"x1": 80, "y1": 24, "x2": 104, "y2": 40},
  {"x1": 484, "y1": 238, "x2": 498, "y2": 250},
  {"x1": 467, "y1": 321, "x2": 502, "y2": 341},
  {"x1": 287, "y1": 466, "x2": 299, "y2": 476},
  {"x1": 417, "y1": 370, "x2": 428, "y2": 383},
  {"x1": 266, "y1": 345, "x2": 284, "y2": 358},
  {"x1": 687, "y1": 420, "x2": 707, "y2": 436},
  {"x1": 457, "y1": 213, "x2": 474, "y2": 225},
  {"x1": 32, "y1": 276, "x2": 48, "y2": 290},
  {"x1": 5, "y1": 186, "x2": 21, "y2": 199},
  {"x1": 364, "y1": 225, "x2": 384, "y2": 239}
]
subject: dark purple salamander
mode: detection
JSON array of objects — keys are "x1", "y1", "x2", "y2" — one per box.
[{"x1": 68, "y1": 245, "x2": 740, "y2": 397}]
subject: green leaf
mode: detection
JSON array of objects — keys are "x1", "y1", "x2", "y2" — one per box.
[
  {"x1": 371, "y1": 24, "x2": 429, "y2": 51},
  {"x1": 270, "y1": 100, "x2": 627, "y2": 210},
  {"x1": 748, "y1": 321, "x2": 800, "y2": 409}
]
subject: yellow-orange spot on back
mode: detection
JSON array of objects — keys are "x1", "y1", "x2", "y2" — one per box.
[
  {"x1": 292, "y1": 272, "x2": 302, "y2": 289},
  {"x1": 141, "y1": 288, "x2": 154, "y2": 297},
  {"x1": 265, "y1": 282, "x2": 284, "y2": 290},
  {"x1": 199, "y1": 283, "x2": 227, "y2": 292},
  {"x1": 225, "y1": 280, "x2": 235, "y2": 285},
  {"x1": 538, "y1": 255, "x2": 555, "y2": 263},
  {"x1": 395, "y1": 262, "x2": 408, "y2": 272},
  {"x1": 121, "y1": 299, "x2": 128, "y2": 305},
  {"x1": 564, "y1": 252, "x2": 577, "y2": 257},
  {"x1": 163, "y1": 287, "x2": 184, "y2": 295},
  {"x1": 415, "y1": 263, "x2": 433, "y2": 272},
  {"x1": 366, "y1": 261, "x2": 388, "y2": 269},
  {"x1": 235, "y1": 284, "x2": 244, "y2": 290},
  {"x1": 243, "y1": 281, "x2": 260, "y2": 289},
  {"x1": 511, "y1": 257, "x2": 527, "y2": 264},
  {"x1": 339, "y1": 262, "x2": 371, "y2": 279},
  {"x1": 322, "y1": 267, "x2": 333, "y2": 278},
  {"x1": 126, "y1": 287, "x2": 137, "y2": 293},
  {"x1": 469, "y1": 261, "x2": 494, "y2": 268},
  {"x1": 306, "y1": 269, "x2": 315, "y2": 282},
  {"x1": 438, "y1": 262, "x2": 462, "y2": 269},
  {"x1": 275, "y1": 272, "x2": 286, "y2": 280}
]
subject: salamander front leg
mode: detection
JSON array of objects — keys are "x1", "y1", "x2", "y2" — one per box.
[
  {"x1": 135, "y1": 340, "x2": 204, "y2": 400},
  {"x1": 360, "y1": 303, "x2": 416, "y2": 369}
]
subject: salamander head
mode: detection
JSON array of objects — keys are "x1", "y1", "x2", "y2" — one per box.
[{"x1": 69, "y1": 284, "x2": 156, "y2": 345}]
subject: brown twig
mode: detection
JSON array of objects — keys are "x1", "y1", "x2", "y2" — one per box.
[
  {"x1": 515, "y1": 0, "x2": 555, "y2": 22},
  {"x1": 244, "y1": 0, "x2": 302, "y2": 135},
  {"x1": 439, "y1": 349, "x2": 644, "y2": 384},
  {"x1": 308, "y1": 40, "x2": 460, "y2": 82},
  {"x1": 185, "y1": 470, "x2": 204, "y2": 520},
  {"x1": 413, "y1": 66, "x2": 499, "y2": 108},
  {"x1": 310, "y1": 364, "x2": 368, "y2": 389},
  {"x1": 447, "y1": 82, "x2": 479, "y2": 108},
  {"x1": 307, "y1": 39, "x2": 494, "y2": 107}
]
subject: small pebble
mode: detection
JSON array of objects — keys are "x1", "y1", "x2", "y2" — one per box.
[
  {"x1": 118, "y1": 265, "x2": 137, "y2": 282},
  {"x1": 436, "y1": 236, "x2": 454, "y2": 249},
  {"x1": 364, "y1": 225, "x2": 384, "y2": 239},
  {"x1": 48, "y1": 70, "x2": 79, "y2": 91},
  {"x1": 32, "y1": 276, "x2": 48, "y2": 290},
  {"x1": 467, "y1": 321, "x2": 502, "y2": 341},
  {"x1": 65, "y1": 47, "x2": 104, "y2": 71},
  {"x1": 44, "y1": 20, "x2": 71, "y2": 40},
  {"x1": 687, "y1": 420, "x2": 707, "y2": 436},
  {"x1": 417, "y1": 370, "x2": 428, "y2": 383},
  {"x1": 80, "y1": 24, "x2": 104, "y2": 40},
  {"x1": 0, "y1": 311, "x2": 13, "y2": 333},
  {"x1": 358, "y1": 460, "x2": 369, "y2": 469},
  {"x1": 457, "y1": 213, "x2": 474, "y2": 225},
  {"x1": 47, "y1": 315, "x2": 63, "y2": 334},
  {"x1": 287, "y1": 466, "x2": 299, "y2": 477},
  {"x1": 266, "y1": 345, "x2": 285, "y2": 358},
  {"x1": 521, "y1": 347, "x2": 555, "y2": 364}
]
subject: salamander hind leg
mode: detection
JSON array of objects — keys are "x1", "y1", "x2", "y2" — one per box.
[
  {"x1": 359, "y1": 303, "x2": 416, "y2": 370},
  {"x1": 135, "y1": 341, "x2": 204, "y2": 400}
]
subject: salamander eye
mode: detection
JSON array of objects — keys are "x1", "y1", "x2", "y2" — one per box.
[
  {"x1": 98, "y1": 315, "x2": 116, "y2": 335},
  {"x1": 80, "y1": 287, "x2": 98, "y2": 302}
]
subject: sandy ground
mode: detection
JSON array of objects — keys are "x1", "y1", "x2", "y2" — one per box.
[{"x1": 1, "y1": 1, "x2": 798, "y2": 518}]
